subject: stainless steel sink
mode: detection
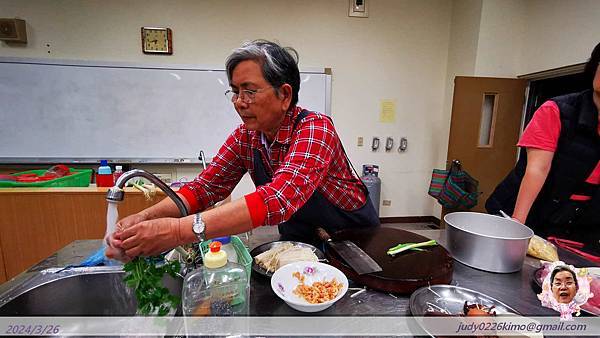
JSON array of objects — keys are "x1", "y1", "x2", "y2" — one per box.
[{"x1": 0, "y1": 266, "x2": 182, "y2": 316}]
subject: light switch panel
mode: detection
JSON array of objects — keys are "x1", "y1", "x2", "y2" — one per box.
[
  {"x1": 0, "y1": 18, "x2": 27, "y2": 43},
  {"x1": 348, "y1": 0, "x2": 369, "y2": 18}
]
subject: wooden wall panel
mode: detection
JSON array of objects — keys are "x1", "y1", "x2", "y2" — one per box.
[
  {"x1": 0, "y1": 240, "x2": 6, "y2": 283},
  {"x1": 0, "y1": 188, "x2": 165, "y2": 280}
]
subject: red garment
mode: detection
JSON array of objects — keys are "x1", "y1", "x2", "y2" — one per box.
[
  {"x1": 518, "y1": 100, "x2": 600, "y2": 200},
  {"x1": 244, "y1": 192, "x2": 266, "y2": 228},
  {"x1": 179, "y1": 106, "x2": 366, "y2": 226}
]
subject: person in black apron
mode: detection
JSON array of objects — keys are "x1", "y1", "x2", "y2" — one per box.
[
  {"x1": 106, "y1": 39, "x2": 378, "y2": 260},
  {"x1": 252, "y1": 109, "x2": 380, "y2": 246},
  {"x1": 486, "y1": 42, "x2": 600, "y2": 256}
]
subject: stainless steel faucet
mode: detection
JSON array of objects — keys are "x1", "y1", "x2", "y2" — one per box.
[
  {"x1": 106, "y1": 169, "x2": 188, "y2": 217},
  {"x1": 105, "y1": 169, "x2": 198, "y2": 270}
]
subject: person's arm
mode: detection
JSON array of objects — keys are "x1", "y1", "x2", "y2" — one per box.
[
  {"x1": 110, "y1": 114, "x2": 336, "y2": 258},
  {"x1": 117, "y1": 194, "x2": 189, "y2": 228},
  {"x1": 116, "y1": 196, "x2": 254, "y2": 257},
  {"x1": 106, "y1": 127, "x2": 248, "y2": 259},
  {"x1": 512, "y1": 148, "x2": 554, "y2": 223},
  {"x1": 511, "y1": 100, "x2": 561, "y2": 223},
  {"x1": 104, "y1": 194, "x2": 188, "y2": 260}
]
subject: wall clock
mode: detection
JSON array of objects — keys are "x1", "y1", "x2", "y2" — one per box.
[{"x1": 141, "y1": 27, "x2": 172, "y2": 54}]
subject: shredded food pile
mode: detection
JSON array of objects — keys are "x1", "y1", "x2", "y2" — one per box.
[
  {"x1": 254, "y1": 243, "x2": 318, "y2": 273},
  {"x1": 292, "y1": 271, "x2": 343, "y2": 304}
]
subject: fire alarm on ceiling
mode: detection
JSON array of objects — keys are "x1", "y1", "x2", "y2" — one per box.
[{"x1": 0, "y1": 18, "x2": 27, "y2": 43}]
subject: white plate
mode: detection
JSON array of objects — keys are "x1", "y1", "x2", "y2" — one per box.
[
  {"x1": 271, "y1": 261, "x2": 348, "y2": 313},
  {"x1": 587, "y1": 267, "x2": 600, "y2": 277}
]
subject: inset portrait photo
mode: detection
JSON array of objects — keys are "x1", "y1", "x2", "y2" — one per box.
[
  {"x1": 551, "y1": 266, "x2": 578, "y2": 304},
  {"x1": 537, "y1": 261, "x2": 594, "y2": 320}
]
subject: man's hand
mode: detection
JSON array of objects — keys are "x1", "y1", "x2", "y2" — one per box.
[
  {"x1": 116, "y1": 212, "x2": 149, "y2": 231},
  {"x1": 117, "y1": 218, "x2": 184, "y2": 258},
  {"x1": 105, "y1": 228, "x2": 132, "y2": 263},
  {"x1": 104, "y1": 211, "x2": 150, "y2": 262},
  {"x1": 104, "y1": 241, "x2": 132, "y2": 263}
]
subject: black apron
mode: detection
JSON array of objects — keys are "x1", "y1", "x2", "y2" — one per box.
[
  {"x1": 251, "y1": 110, "x2": 380, "y2": 245},
  {"x1": 486, "y1": 90, "x2": 600, "y2": 254}
]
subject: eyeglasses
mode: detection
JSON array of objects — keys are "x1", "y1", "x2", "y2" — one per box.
[
  {"x1": 224, "y1": 87, "x2": 274, "y2": 104},
  {"x1": 553, "y1": 281, "x2": 575, "y2": 288}
]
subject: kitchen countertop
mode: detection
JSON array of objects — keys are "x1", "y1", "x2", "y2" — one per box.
[
  {"x1": 1, "y1": 225, "x2": 596, "y2": 317},
  {"x1": 245, "y1": 226, "x2": 596, "y2": 316}
]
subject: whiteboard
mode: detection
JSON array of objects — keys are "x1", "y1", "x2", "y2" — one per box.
[{"x1": 0, "y1": 57, "x2": 331, "y2": 163}]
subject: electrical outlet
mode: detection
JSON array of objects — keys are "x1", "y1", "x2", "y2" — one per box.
[
  {"x1": 372, "y1": 137, "x2": 380, "y2": 151},
  {"x1": 385, "y1": 137, "x2": 394, "y2": 151},
  {"x1": 348, "y1": 0, "x2": 369, "y2": 18},
  {"x1": 357, "y1": 136, "x2": 363, "y2": 146},
  {"x1": 382, "y1": 200, "x2": 391, "y2": 206},
  {"x1": 399, "y1": 137, "x2": 408, "y2": 152}
]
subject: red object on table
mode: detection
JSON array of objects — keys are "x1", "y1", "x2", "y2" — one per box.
[
  {"x1": 0, "y1": 174, "x2": 16, "y2": 181},
  {"x1": 44, "y1": 164, "x2": 70, "y2": 177},
  {"x1": 547, "y1": 236, "x2": 600, "y2": 263},
  {"x1": 589, "y1": 278, "x2": 600, "y2": 308},
  {"x1": 96, "y1": 173, "x2": 114, "y2": 187},
  {"x1": 16, "y1": 174, "x2": 41, "y2": 182},
  {"x1": 13, "y1": 165, "x2": 73, "y2": 183}
]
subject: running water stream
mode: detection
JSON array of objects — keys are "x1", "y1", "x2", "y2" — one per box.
[
  {"x1": 106, "y1": 201, "x2": 119, "y2": 238},
  {"x1": 104, "y1": 201, "x2": 125, "y2": 264}
]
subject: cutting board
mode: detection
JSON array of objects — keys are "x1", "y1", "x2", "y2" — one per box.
[{"x1": 325, "y1": 227, "x2": 453, "y2": 294}]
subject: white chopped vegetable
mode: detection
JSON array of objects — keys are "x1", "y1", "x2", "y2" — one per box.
[{"x1": 254, "y1": 243, "x2": 318, "y2": 273}]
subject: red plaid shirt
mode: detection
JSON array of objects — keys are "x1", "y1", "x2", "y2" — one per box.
[{"x1": 179, "y1": 106, "x2": 367, "y2": 226}]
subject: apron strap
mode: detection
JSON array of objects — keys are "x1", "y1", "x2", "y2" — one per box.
[{"x1": 293, "y1": 109, "x2": 369, "y2": 195}]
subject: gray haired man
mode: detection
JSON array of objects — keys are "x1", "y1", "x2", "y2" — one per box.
[{"x1": 107, "y1": 40, "x2": 378, "y2": 260}]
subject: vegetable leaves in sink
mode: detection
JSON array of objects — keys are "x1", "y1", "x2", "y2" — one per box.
[{"x1": 123, "y1": 257, "x2": 181, "y2": 316}]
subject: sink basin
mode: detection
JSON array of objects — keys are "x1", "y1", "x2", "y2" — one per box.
[{"x1": 0, "y1": 266, "x2": 182, "y2": 316}]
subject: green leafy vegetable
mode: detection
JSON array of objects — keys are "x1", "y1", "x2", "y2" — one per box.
[
  {"x1": 123, "y1": 257, "x2": 181, "y2": 316},
  {"x1": 387, "y1": 240, "x2": 437, "y2": 256}
]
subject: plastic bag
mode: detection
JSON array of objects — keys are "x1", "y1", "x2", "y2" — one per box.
[
  {"x1": 45, "y1": 164, "x2": 70, "y2": 178},
  {"x1": 527, "y1": 235, "x2": 559, "y2": 261},
  {"x1": 428, "y1": 160, "x2": 480, "y2": 209}
]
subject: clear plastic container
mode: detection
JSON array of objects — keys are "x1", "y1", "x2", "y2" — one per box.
[
  {"x1": 212, "y1": 236, "x2": 238, "y2": 263},
  {"x1": 182, "y1": 241, "x2": 249, "y2": 317}
]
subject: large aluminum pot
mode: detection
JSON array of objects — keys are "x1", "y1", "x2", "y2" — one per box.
[{"x1": 444, "y1": 212, "x2": 534, "y2": 273}]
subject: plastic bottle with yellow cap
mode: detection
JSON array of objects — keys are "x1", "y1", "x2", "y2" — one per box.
[
  {"x1": 182, "y1": 241, "x2": 249, "y2": 317},
  {"x1": 204, "y1": 241, "x2": 228, "y2": 268}
]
